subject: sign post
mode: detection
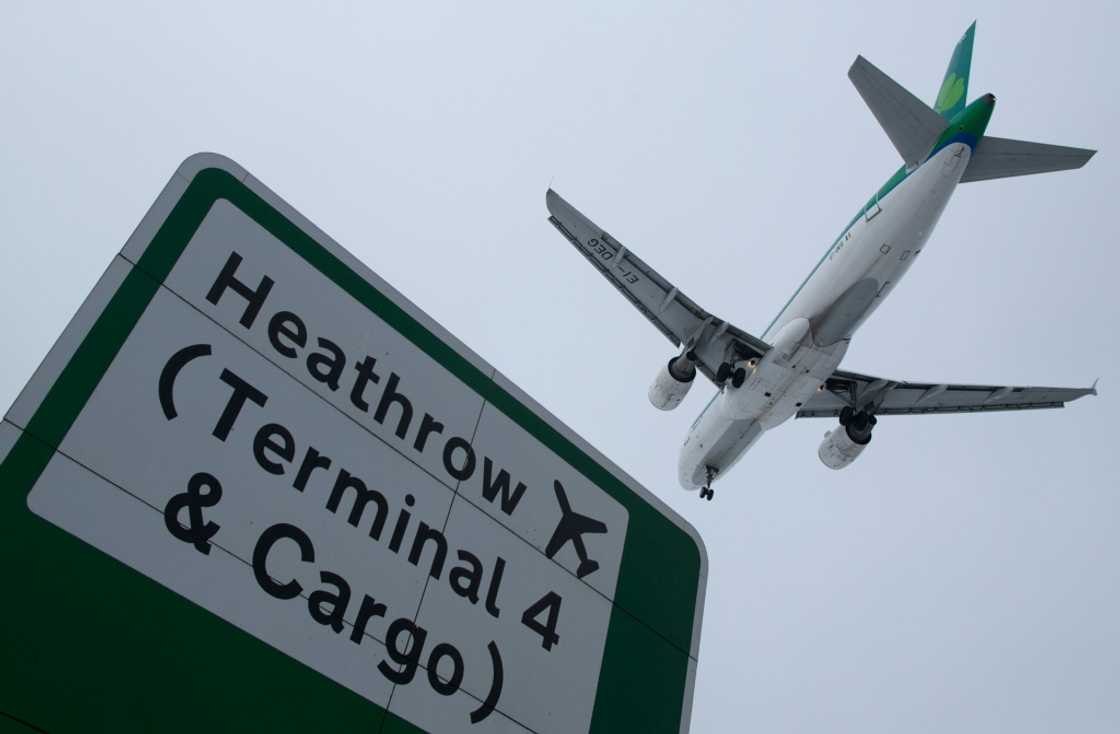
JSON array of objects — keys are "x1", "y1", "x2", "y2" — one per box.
[{"x1": 0, "y1": 154, "x2": 706, "y2": 733}]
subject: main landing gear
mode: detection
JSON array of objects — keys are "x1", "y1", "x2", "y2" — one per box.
[
  {"x1": 699, "y1": 466, "x2": 717, "y2": 501},
  {"x1": 839, "y1": 406, "x2": 877, "y2": 443},
  {"x1": 715, "y1": 362, "x2": 747, "y2": 389}
]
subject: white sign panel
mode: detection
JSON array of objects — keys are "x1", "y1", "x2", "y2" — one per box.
[{"x1": 0, "y1": 154, "x2": 706, "y2": 734}]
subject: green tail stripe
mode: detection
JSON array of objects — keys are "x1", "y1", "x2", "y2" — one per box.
[{"x1": 934, "y1": 21, "x2": 975, "y2": 118}]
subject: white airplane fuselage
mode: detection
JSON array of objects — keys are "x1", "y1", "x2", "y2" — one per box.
[{"x1": 679, "y1": 141, "x2": 971, "y2": 489}]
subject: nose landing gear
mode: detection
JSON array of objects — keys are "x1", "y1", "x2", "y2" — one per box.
[{"x1": 699, "y1": 466, "x2": 717, "y2": 501}]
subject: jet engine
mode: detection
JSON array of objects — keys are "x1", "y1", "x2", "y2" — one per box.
[
  {"x1": 649, "y1": 353, "x2": 696, "y2": 410},
  {"x1": 818, "y1": 409, "x2": 876, "y2": 470}
]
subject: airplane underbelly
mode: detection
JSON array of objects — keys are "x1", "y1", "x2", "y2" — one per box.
[
  {"x1": 727, "y1": 339, "x2": 846, "y2": 421},
  {"x1": 678, "y1": 409, "x2": 762, "y2": 490},
  {"x1": 677, "y1": 336, "x2": 847, "y2": 490},
  {"x1": 769, "y1": 143, "x2": 970, "y2": 345},
  {"x1": 681, "y1": 145, "x2": 971, "y2": 491}
]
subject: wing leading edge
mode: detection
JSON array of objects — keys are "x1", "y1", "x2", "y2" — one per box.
[
  {"x1": 798, "y1": 368, "x2": 1097, "y2": 418},
  {"x1": 546, "y1": 189, "x2": 769, "y2": 384}
]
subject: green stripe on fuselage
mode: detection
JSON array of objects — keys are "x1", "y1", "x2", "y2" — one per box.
[{"x1": 759, "y1": 163, "x2": 906, "y2": 337}]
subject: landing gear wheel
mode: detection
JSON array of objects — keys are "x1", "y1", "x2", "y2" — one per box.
[
  {"x1": 731, "y1": 367, "x2": 747, "y2": 389},
  {"x1": 700, "y1": 466, "x2": 717, "y2": 501},
  {"x1": 715, "y1": 362, "x2": 732, "y2": 383}
]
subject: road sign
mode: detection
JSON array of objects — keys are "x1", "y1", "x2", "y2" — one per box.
[{"x1": 0, "y1": 154, "x2": 707, "y2": 733}]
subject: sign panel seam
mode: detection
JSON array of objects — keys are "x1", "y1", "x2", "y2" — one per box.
[{"x1": 7, "y1": 417, "x2": 406, "y2": 651}]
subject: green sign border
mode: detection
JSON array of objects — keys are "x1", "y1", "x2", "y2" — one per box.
[{"x1": 0, "y1": 163, "x2": 702, "y2": 733}]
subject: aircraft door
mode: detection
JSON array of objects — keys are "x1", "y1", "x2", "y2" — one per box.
[{"x1": 864, "y1": 192, "x2": 882, "y2": 221}]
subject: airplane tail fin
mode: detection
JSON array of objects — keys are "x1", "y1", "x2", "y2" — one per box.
[
  {"x1": 846, "y1": 22, "x2": 975, "y2": 167},
  {"x1": 934, "y1": 22, "x2": 975, "y2": 118},
  {"x1": 850, "y1": 21, "x2": 1096, "y2": 180}
]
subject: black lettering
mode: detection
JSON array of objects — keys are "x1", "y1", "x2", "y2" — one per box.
[
  {"x1": 521, "y1": 591, "x2": 561, "y2": 651},
  {"x1": 308, "y1": 571, "x2": 350, "y2": 633},
  {"x1": 480, "y1": 458, "x2": 528, "y2": 515},
  {"x1": 484, "y1": 556, "x2": 506, "y2": 619},
  {"x1": 407, "y1": 522, "x2": 448, "y2": 580},
  {"x1": 387, "y1": 494, "x2": 415, "y2": 553},
  {"x1": 413, "y1": 413, "x2": 444, "y2": 453},
  {"x1": 205, "y1": 251, "x2": 274, "y2": 328},
  {"x1": 253, "y1": 422, "x2": 295, "y2": 475},
  {"x1": 252, "y1": 523, "x2": 314, "y2": 600},
  {"x1": 448, "y1": 550, "x2": 484, "y2": 605},
  {"x1": 163, "y1": 472, "x2": 223, "y2": 555},
  {"x1": 470, "y1": 642, "x2": 504, "y2": 724},
  {"x1": 373, "y1": 372, "x2": 413, "y2": 440},
  {"x1": 427, "y1": 643, "x2": 464, "y2": 695},
  {"x1": 442, "y1": 436, "x2": 476, "y2": 482},
  {"x1": 378, "y1": 618, "x2": 427, "y2": 685},
  {"x1": 214, "y1": 369, "x2": 268, "y2": 441},
  {"x1": 307, "y1": 337, "x2": 346, "y2": 391},
  {"x1": 350, "y1": 595, "x2": 387, "y2": 644},
  {"x1": 159, "y1": 343, "x2": 211, "y2": 420},
  {"x1": 268, "y1": 310, "x2": 307, "y2": 358},
  {"x1": 350, "y1": 356, "x2": 380, "y2": 411},
  {"x1": 326, "y1": 470, "x2": 388, "y2": 539},
  {"x1": 293, "y1": 446, "x2": 332, "y2": 492}
]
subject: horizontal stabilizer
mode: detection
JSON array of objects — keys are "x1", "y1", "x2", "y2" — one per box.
[
  {"x1": 849, "y1": 55, "x2": 948, "y2": 167},
  {"x1": 960, "y1": 135, "x2": 1096, "y2": 182}
]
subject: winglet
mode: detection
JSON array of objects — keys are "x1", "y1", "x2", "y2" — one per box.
[{"x1": 1090, "y1": 377, "x2": 1100, "y2": 396}]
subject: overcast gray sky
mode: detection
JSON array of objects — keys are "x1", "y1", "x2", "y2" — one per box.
[{"x1": 3, "y1": 1, "x2": 1118, "y2": 731}]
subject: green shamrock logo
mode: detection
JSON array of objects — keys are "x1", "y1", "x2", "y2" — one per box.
[{"x1": 935, "y1": 73, "x2": 965, "y2": 113}]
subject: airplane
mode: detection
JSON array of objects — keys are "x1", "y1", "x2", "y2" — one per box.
[
  {"x1": 545, "y1": 480, "x2": 608, "y2": 578},
  {"x1": 545, "y1": 23, "x2": 1098, "y2": 501}
]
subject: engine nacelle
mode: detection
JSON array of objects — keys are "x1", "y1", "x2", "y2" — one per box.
[
  {"x1": 818, "y1": 421, "x2": 872, "y2": 470},
  {"x1": 649, "y1": 355, "x2": 696, "y2": 411}
]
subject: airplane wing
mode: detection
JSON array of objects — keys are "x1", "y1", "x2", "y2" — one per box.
[
  {"x1": 797, "y1": 368, "x2": 1098, "y2": 418},
  {"x1": 570, "y1": 514, "x2": 607, "y2": 535},
  {"x1": 546, "y1": 189, "x2": 770, "y2": 384}
]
